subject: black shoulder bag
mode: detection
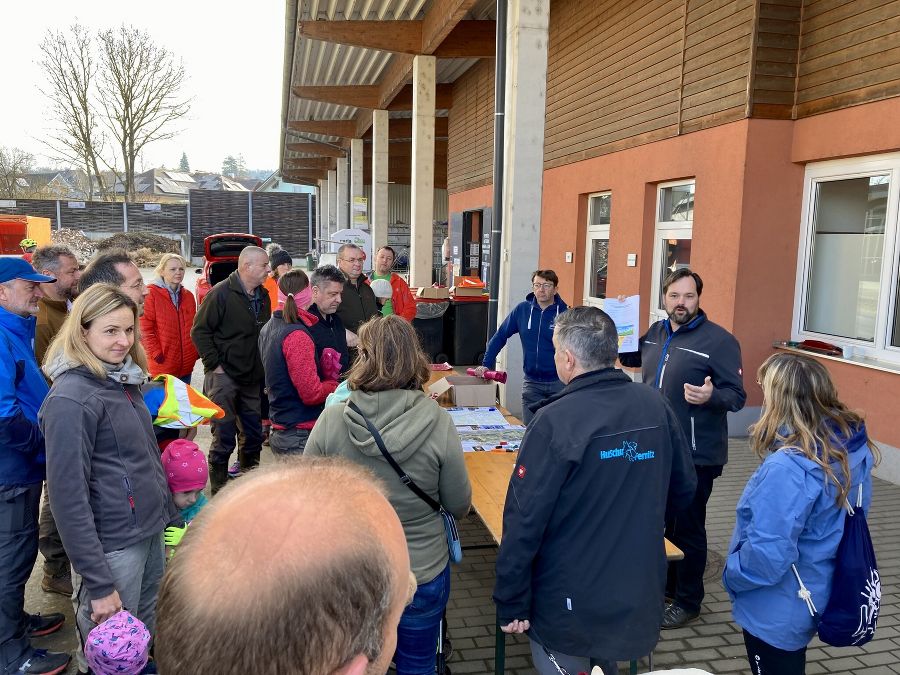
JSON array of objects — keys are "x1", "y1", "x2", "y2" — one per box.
[{"x1": 347, "y1": 400, "x2": 462, "y2": 563}]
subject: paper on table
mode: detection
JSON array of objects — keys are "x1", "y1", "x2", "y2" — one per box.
[
  {"x1": 604, "y1": 294, "x2": 640, "y2": 353},
  {"x1": 457, "y1": 424, "x2": 526, "y2": 452},
  {"x1": 445, "y1": 407, "x2": 510, "y2": 426}
]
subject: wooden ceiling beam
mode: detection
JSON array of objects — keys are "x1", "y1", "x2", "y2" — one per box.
[
  {"x1": 284, "y1": 157, "x2": 335, "y2": 169},
  {"x1": 285, "y1": 142, "x2": 346, "y2": 158},
  {"x1": 362, "y1": 139, "x2": 449, "y2": 158},
  {"x1": 383, "y1": 117, "x2": 449, "y2": 139},
  {"x1": 287, "y1": 120, "x2": 357, "y2": 137},
  {"x1": 433, "y1": 22, "x2": 496, "y2": 58},
  {"x1": 283, "y1": 169, "x2": 329, "y2": 181},
  {"x1": 388, "y1": 84, "x2": 453, "y2": 110},
  {"x1": 282, "y1": 176, "x2": 320, "y2": 186},
  {"x1": 291, "y1": 85, "x2": 380, "y2": 108},
  {"x1": 298, "y1": 20, "x2": 422, "y2": 53}
]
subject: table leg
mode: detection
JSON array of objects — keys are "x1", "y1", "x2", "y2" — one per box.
[{"x1": 495, "y1": 610, "x2": 506, "y2": 675}]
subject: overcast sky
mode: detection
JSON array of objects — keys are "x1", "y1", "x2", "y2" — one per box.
[{"x1": 4, "y1": 1, "x2": 284, "y2": 174}]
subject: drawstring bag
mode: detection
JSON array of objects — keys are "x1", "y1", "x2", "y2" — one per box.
[{"x1": 792, "y1": 484, "x2": 880, "y2": 647}]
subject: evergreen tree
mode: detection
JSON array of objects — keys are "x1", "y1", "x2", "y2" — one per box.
[{"x1": 179, "y1": 152, "x2": 189, "y2": 172}]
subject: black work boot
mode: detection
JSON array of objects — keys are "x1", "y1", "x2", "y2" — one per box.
[
  {"x1": 242, "y1": 451, "x2": 261, "y2": 472},
  {"x1": 209, "y1": 461, "x2": 228, "y2": 495}
]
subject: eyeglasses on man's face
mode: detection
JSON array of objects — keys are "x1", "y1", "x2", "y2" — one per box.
[
  {"x1": 532, "y1": 282, "x2": 554, "y2": 290},
  {"x1": 342, "y1": 257, "x2": 365, "y2": 265}
]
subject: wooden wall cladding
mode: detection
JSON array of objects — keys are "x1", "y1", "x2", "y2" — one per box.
[
  {"x1": 680, "y1": 0, "x2": 755, "y2": 133},
  {"x1": 795, "y1": 0, "x2": 900, "y2": 117},
  {"x1": 751, "y1": 0, "x2": 802, "y2": 119},
  {"x1": 542, "y1": 0, "x2": 754, "y2": 169},
  {"x1": 447, "y1": 59, "x2": 495, "y2": 193}
]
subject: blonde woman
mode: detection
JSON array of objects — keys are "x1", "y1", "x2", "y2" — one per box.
[
  {"x1": 306, "y1": 315, "x2": 471, "y2": 675},
  {"x1": 723, "y1": 353, "x2": 878, "y2": 675},
  {"x1": 40, "y1": 284, "x2": 179, "y2": 665},
  {"x1": 140, "y1": 253, "x2": 199, "y2": 382}
]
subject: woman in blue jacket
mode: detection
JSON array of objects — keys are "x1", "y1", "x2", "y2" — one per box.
[{"x1": 723, "y1": 353, "x2": 878, "y2": 674}]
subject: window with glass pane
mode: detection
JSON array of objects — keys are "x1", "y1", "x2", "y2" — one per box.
[
  {"x1": 589, "y1": 239, "x2": 609, "y2": 299},
  {"x1": 660, "y1": 184, "x2": 694, "y2": 222},
  {"x1": 804, "y1": 176, "x2": 888, "y2": 342},
  {"x1": 589, "y1": 194, "x2": 611, "y2": 226},
  {"x1": 658, "y1": 239, "x2": 692, "y2": 307}
]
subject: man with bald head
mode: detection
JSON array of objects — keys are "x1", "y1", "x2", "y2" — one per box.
[
  {"x1": 192, "y1": 245, "x2": 271, "y2": 493},
  {"x1": 155, "y1": 458, "x2": 412, "y2": 675}
]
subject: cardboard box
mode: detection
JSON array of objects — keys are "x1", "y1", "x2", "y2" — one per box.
[
  {"x1": 453, "y1": 275, "x2": 485, "y2": 288},
  {"x1": 451, "y1": 286, "x2": 485, "y2": 297},
  {"x1": 416, "y1": 286, "x2": 450, "y2": 299},
  {"x1": 444, "y1": 375, "x2": 497, "y2": 407}
]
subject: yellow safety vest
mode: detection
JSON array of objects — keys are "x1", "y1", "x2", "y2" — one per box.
[{"x1": 151, "y1": 374, "x2": 224, "y2": 428}]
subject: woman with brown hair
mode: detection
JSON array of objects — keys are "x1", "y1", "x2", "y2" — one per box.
[
  {"x1": 305, "y1": 315, "x2": 471, "y2": 675},
  {"x1": 723, "y1": 352, "x2": 879, "y2": 675},
  {"x1": 258, "y1": 269, "x2": 335, "y2": 455}
]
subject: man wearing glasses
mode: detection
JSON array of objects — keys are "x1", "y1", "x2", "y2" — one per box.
[
  {"x1": 474, "y1": 270, "x2": 567, "y2": 424},
  {"x1": 335, "y1": 244, "x2": 379, "y2": 351}
]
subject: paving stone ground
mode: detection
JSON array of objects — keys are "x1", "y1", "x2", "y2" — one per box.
[{"x1": 24, "y1": 431, "x2": 900, "y2": 674}]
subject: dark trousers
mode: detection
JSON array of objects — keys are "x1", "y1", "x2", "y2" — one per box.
[
  {"x1": 743, "y1": 629, "x2": 806, "y2": 675},
  {"x1": 203, "y1": 371, "x2": 263, "y2": 466},
  {"x1": 0, "y1": 484, "x2": 41, "y2": 674},
  {"x1": 665, "y1": 464, "x2": 722, "y2": 614},
  {"x1": 37, "y1": 485, "x2": 69, "y2": 578}
]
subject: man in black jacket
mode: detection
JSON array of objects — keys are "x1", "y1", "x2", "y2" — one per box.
[
  {"x1": 619, "y1": 268, "x2": 745, "y2": 629},
  {"x1": 191, "y1": 246, "x2": 271, "y2": 493},
  {"x1": 494, "y1": 306, "x2": 696, "y2": 675},
  {"x1": 335, "y1": 244, "x2": 378, "y2": 350}
]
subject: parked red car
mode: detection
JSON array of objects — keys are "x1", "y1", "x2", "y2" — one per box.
[{"x1": 195, "y1": 233, "x2": 262, "y2": 303}]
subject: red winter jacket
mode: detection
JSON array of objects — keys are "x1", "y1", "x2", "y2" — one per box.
[{"x1": 141, "y1": 283, "x2": 200, "y2": 378}]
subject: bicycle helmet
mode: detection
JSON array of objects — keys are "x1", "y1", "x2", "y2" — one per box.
[{"x1": 19, "y1": 238, "x2": 37, "y2": 249}]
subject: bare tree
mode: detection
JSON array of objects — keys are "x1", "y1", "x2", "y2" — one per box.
[
  {"x1": 97, "y1": 25, "x2": 190, "y2": 201},
  {"x1": 0, "y1": 147, "x2": 35, "y2": 199},
  {"x1": 38, "y1": 24, "x2": 109, "y2": 199}
]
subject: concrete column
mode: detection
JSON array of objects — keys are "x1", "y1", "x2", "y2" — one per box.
[
  {"x1": 371, "y1": 109, "x2": 390, "y2": 252},
  {"x1": 336, "y1": 157, "x2": 349, "y2": 231},
  {"x1": 316, "y1": 179, "x2": 326, "y2": 249},
  {"x1": 350, "y1": 138, "x2": 364, "y2": 229},
  {"x1": 409, "y1": 55, "x2": 436, "y2": 288},
  {"x1": 326, "y1": 170, "x2": 337, "y2": 243},
  {"x1": 496, "y1": 0, "x2": 550, "y2": 418}
]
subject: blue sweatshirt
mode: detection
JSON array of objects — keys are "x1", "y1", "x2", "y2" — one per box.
[
  {"x1": 0, "y1": 306, "x2": 49, "y2": 487},
  {"x1": 482, "y1": 293, "x2": 567, "y2": 382}
]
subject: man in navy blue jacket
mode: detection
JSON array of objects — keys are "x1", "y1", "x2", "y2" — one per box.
[
  {"x1": 619, "y1": 268, "x2": 746, "y2": 629},
  {"x1": 0, "y1": 258, "x2": 70, "y2": 675},
  {"x1": 476, "y1": 270, "x2": 567, "y2": 423},
  {"x1": 493, "y1": 306, "x2": 696, "y2": 675}
]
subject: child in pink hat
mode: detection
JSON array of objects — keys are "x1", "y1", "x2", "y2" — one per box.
[{"x1": 160, "y1": 439, "x2": 208, "y2": 560}]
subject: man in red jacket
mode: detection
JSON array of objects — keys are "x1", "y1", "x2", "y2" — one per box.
[{"x1": 369, "y1": 246, "x2": 417, "y2": 322}]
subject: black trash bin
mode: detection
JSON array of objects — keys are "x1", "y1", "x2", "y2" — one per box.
[
  {"x1": 412, "y1": 300, "x2": 450, "y2": 363},
  {"x1": 443, "y1": 298, "x2": 489, "y2": 366}
]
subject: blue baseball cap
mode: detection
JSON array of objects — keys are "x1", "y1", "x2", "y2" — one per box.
[{"x1": 0, "y1": 257, "x2": 56, "y2": 284}]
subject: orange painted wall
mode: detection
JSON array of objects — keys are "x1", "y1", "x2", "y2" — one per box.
[{"x1": 447, "y1": 109, "x2": 900, "y2": 449}]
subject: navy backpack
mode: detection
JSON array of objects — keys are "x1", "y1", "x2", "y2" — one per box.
[{"x1": 792, "y1": 484, "x2": 880, "y2": 647}]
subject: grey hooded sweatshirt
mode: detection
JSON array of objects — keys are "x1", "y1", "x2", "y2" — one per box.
[
  {"x1": 305, "y1": 388, "x2": 472, "y2": 584},
  {"x1": 39, "y1": 352, "x2": 178, "y2": 599}
]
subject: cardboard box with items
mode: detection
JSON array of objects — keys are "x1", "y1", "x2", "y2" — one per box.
[{"x1": 428, "y1": 375, "x2": 497, "y2": 407}]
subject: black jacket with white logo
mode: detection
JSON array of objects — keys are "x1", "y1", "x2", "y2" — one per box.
[
  {"x1": 493, "y1": 368, "x2": 697, "y2": 660},
  {"x1": 619, "y1": 310, "x2": 746, "y2": 466}
]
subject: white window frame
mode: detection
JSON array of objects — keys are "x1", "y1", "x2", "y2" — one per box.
[
  {"x1": 792, "y1": 153, "x2": 900, "y2": 365},
  {"x1": 650, "y1": 180, "x2": 695, "y2": 323},
  {"x1": 583, "y1": 192, "x2": 611, "y2": 308}
]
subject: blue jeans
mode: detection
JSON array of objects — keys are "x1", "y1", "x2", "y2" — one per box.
[
  {"x1": 521, "y1": 379, "x2": 564, "y2": 424},
  {"x1": 394, "y1": 564, "x2": 451, "y2": 675}
]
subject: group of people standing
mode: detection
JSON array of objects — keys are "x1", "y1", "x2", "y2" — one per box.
[{"x1": 0, "y1": 234, "x2": 881, "y2": 675}]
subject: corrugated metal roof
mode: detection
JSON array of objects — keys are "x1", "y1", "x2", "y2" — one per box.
[{"x1": 283, "y1": 0, "x2": 496, "y2": 163}]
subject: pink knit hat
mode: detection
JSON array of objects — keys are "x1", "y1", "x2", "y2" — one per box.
[
  {"x1": 85, "y1": 610, "x2": 150, "y2": 674},
  {"x1": 161, "y1": 439, "x2": 208, "y2": 493}
]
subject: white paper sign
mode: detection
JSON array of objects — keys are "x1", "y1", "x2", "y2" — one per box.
[{"x1": 604, "y1": 295, "x2": 640, "y2": 353}]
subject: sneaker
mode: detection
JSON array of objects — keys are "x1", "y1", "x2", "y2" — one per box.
[
  {"x1": 661, "y1": 603, "x2": 700, "y2": 629},
  {"x1": 27, "y1": 613, "x2": 65, "y2": 638},
  {"x1": 15, "y1": 649, "x2": 70, "y2": 674},
  {"x1": 227, "y1": 461, "x2": 242, "y2": 478},
  {"x1": 40, "y1": 570, "x2": 72, "y2": 597}
]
